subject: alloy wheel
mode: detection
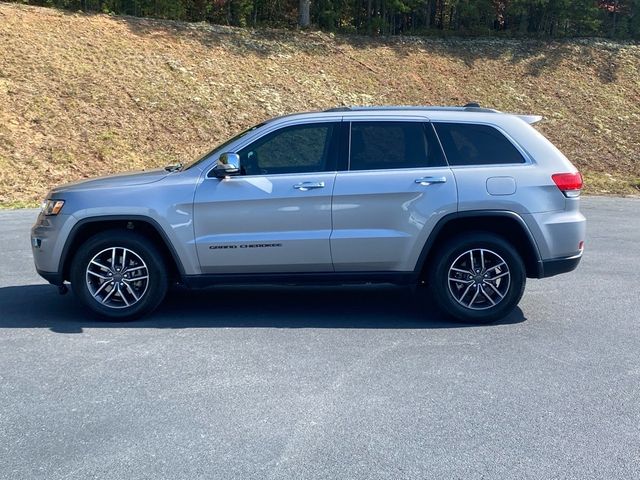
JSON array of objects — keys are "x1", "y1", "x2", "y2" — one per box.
[
  {"x1": 85, "y1": 247, "x2": 149, "y2": 309},
  {"x1": 447, "y1": 248, "x2": 511, "y2": 310}
]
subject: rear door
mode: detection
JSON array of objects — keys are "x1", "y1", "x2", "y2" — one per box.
[{"x1": 330, "y1": 118, "x2": 457, "y2": 272}]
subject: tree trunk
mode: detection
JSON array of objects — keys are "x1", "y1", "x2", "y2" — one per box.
[
  {"x1": 253, "y1": 0, "x2": 258, "y2": 26},
  {"x1": 611, "y1": 1, "x2": 620, "y2": 37},
  {"x1": 299, "y1": 0, "x2": 311, "y2": 28},
  {"x1": 424, "y1": 0, "x2": 431, "y2": 28},
  {"x1": 448, "y1": 4, "x2": 454, "y2": 30},
  {"x1": 519, "y1": 8, "x2": 529, "y2": 35}
]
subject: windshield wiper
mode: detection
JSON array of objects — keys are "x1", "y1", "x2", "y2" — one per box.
[{"x1": 164, "y1": 162, "x2": 183, "y2": 172}]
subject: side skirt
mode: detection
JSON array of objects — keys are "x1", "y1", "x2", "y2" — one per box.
[{"x1": 182, "y1": 271, "x2": 418, "y2": 288}]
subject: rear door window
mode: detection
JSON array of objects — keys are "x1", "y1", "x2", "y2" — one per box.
[
  {"x1": 434, "y1": 123, "x2": 526, "y2": 166},
  {"x1": 349, "y1": 122, "x2": 446, "y2": 171}
]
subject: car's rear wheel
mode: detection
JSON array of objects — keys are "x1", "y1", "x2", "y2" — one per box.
[
  {"x1": 428, "y1": 233, "x2": 525, "y2": 323},
  {"x1": 70, "y1": 230, "x2": 168, "y2": 320}
]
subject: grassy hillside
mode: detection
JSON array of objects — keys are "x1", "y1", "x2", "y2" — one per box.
[{"x1": 1, "y1": 3, "x2": 639, "y2": 207}]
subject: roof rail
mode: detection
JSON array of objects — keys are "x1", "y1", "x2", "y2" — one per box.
[
  {"x1": 324, "y1": 107, "x2": 352, "y2": 112},
  {"x1": 323, "y1": 104, "x2": 501, "y2": 114}
]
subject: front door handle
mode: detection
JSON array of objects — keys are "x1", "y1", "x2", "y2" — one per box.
[
  {"x1": 293, "y1": 181, "x2": 325, "y2": 191},
  {"x1": 415, "y1": 176, "x2": 447, "y2": 186}
]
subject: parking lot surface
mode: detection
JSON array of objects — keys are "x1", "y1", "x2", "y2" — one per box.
[{"x1": 1, "y1": 196, "x2": 639, "y2": 479}]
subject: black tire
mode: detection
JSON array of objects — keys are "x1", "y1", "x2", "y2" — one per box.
[
  {"x1": 70, "y1": 230, "x2": 168, "y2": 321},
  {"x1": 427, "y1": 232, "x2": 525, "y2": 324}
]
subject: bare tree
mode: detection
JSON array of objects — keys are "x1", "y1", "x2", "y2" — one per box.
[{"x1": 299, "y1": 0, "x2": 311, "y2": 27}]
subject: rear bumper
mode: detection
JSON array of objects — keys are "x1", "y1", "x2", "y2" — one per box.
[{"x1": 538, "y1": 252, "x2": 582, "y2": 278}]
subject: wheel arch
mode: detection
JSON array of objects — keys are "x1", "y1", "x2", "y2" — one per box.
[
  {"x1": 60, "y1": 216, "x2": 185, "y2": 282},
  {"x1": 416, "y1": 211, "x2": 543, "y2": 280}
]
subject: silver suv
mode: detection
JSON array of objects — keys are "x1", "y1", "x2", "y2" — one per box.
[{"x1": 31, "y1": 105, "x2": 586, "y2": 323}]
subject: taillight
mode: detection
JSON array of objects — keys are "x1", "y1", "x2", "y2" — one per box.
[{"x1": 552, "y1": 172, "x2": 583, "y2": 198}]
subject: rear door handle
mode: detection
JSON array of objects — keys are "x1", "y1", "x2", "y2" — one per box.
[
  {"x1": 415, "y1": 176, "x2": 447, "y2": 186},
  {"x1": 293, "y1": 181, "x2": 325, "y2": 191}
]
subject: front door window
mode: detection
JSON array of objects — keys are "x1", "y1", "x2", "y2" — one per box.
[{"x1": 238, "y1": 123, "x2": 339, "y2": 176}]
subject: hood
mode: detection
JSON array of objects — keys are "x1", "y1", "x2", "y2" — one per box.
[{"x1": 50, "y1": 168, "x2": 170, "y2": 193}]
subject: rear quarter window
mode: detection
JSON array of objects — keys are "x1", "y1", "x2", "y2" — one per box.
[{"x1": 434, "y1": 123, "x2": 526, "y2": 166}]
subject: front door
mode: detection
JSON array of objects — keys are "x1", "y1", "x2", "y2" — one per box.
[{"x1": 193, "y1": 121, "x2": 341, "y2": 274}]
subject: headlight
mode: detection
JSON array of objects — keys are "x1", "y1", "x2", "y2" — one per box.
[{"x1": 41, "y1": 199, "x2": 65, "y2": 216}]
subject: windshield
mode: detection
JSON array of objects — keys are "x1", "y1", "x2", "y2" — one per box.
[{"x1": 185, "y1": 123, "x2": 265, "y2": 170}]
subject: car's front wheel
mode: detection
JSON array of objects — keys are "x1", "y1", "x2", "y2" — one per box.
[
  {"x1": 428, "y1": 233, "x2": 526, "y2": 323},
  {"x1": 70, "y1": 230, "x2": 168, "y2": 320}
]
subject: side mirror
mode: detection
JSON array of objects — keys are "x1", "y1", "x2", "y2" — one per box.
[{"x1": 212, "y1": 152, "x2": 241, "y2": 178}]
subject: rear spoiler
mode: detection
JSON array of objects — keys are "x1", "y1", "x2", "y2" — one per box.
[
  {"x1": 515, "y1": 114, "x2": 543, "y2": 125},
  {"x1": 462, "y1": 103, "x2": 543, "y2": 124}
]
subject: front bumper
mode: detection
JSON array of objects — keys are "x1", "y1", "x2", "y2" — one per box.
[
  {"x1": 31, "y1": 212, "x2": 74, "y2": 283},
  {"x1": 36, "y1": 268, "x2": 64, "y2": 286}
]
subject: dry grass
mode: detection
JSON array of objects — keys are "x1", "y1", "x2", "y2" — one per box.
[{"x1": 1, "y1": 3, "x2": 639, "y2": 206}]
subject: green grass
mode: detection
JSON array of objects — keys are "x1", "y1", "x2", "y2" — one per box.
[{"x1": 0, "y1": 200, "x2": 40, "y2": 209}]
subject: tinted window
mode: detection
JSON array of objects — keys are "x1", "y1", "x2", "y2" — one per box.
[
  {"x1": 349, "y1": 122, "x2": 445, "y2": 171},
  {"x1": 187, "y1": 123, "x2": 264, "y2": 170},
  {"x1": 434, "y1": 123, "x2": 526, "y2": 166},
  {"x1": 238, "y1": 123, "x2": 338, "y2": 175}
]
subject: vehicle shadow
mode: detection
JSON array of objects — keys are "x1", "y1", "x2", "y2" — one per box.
[{"x1": 0, "y1": 284, "x2": 526, "y2": 333}]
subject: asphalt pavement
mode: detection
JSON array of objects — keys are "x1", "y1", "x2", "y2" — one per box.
[{"x1": 1, "y1": 196, "x2": 639, "y2": 479}]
